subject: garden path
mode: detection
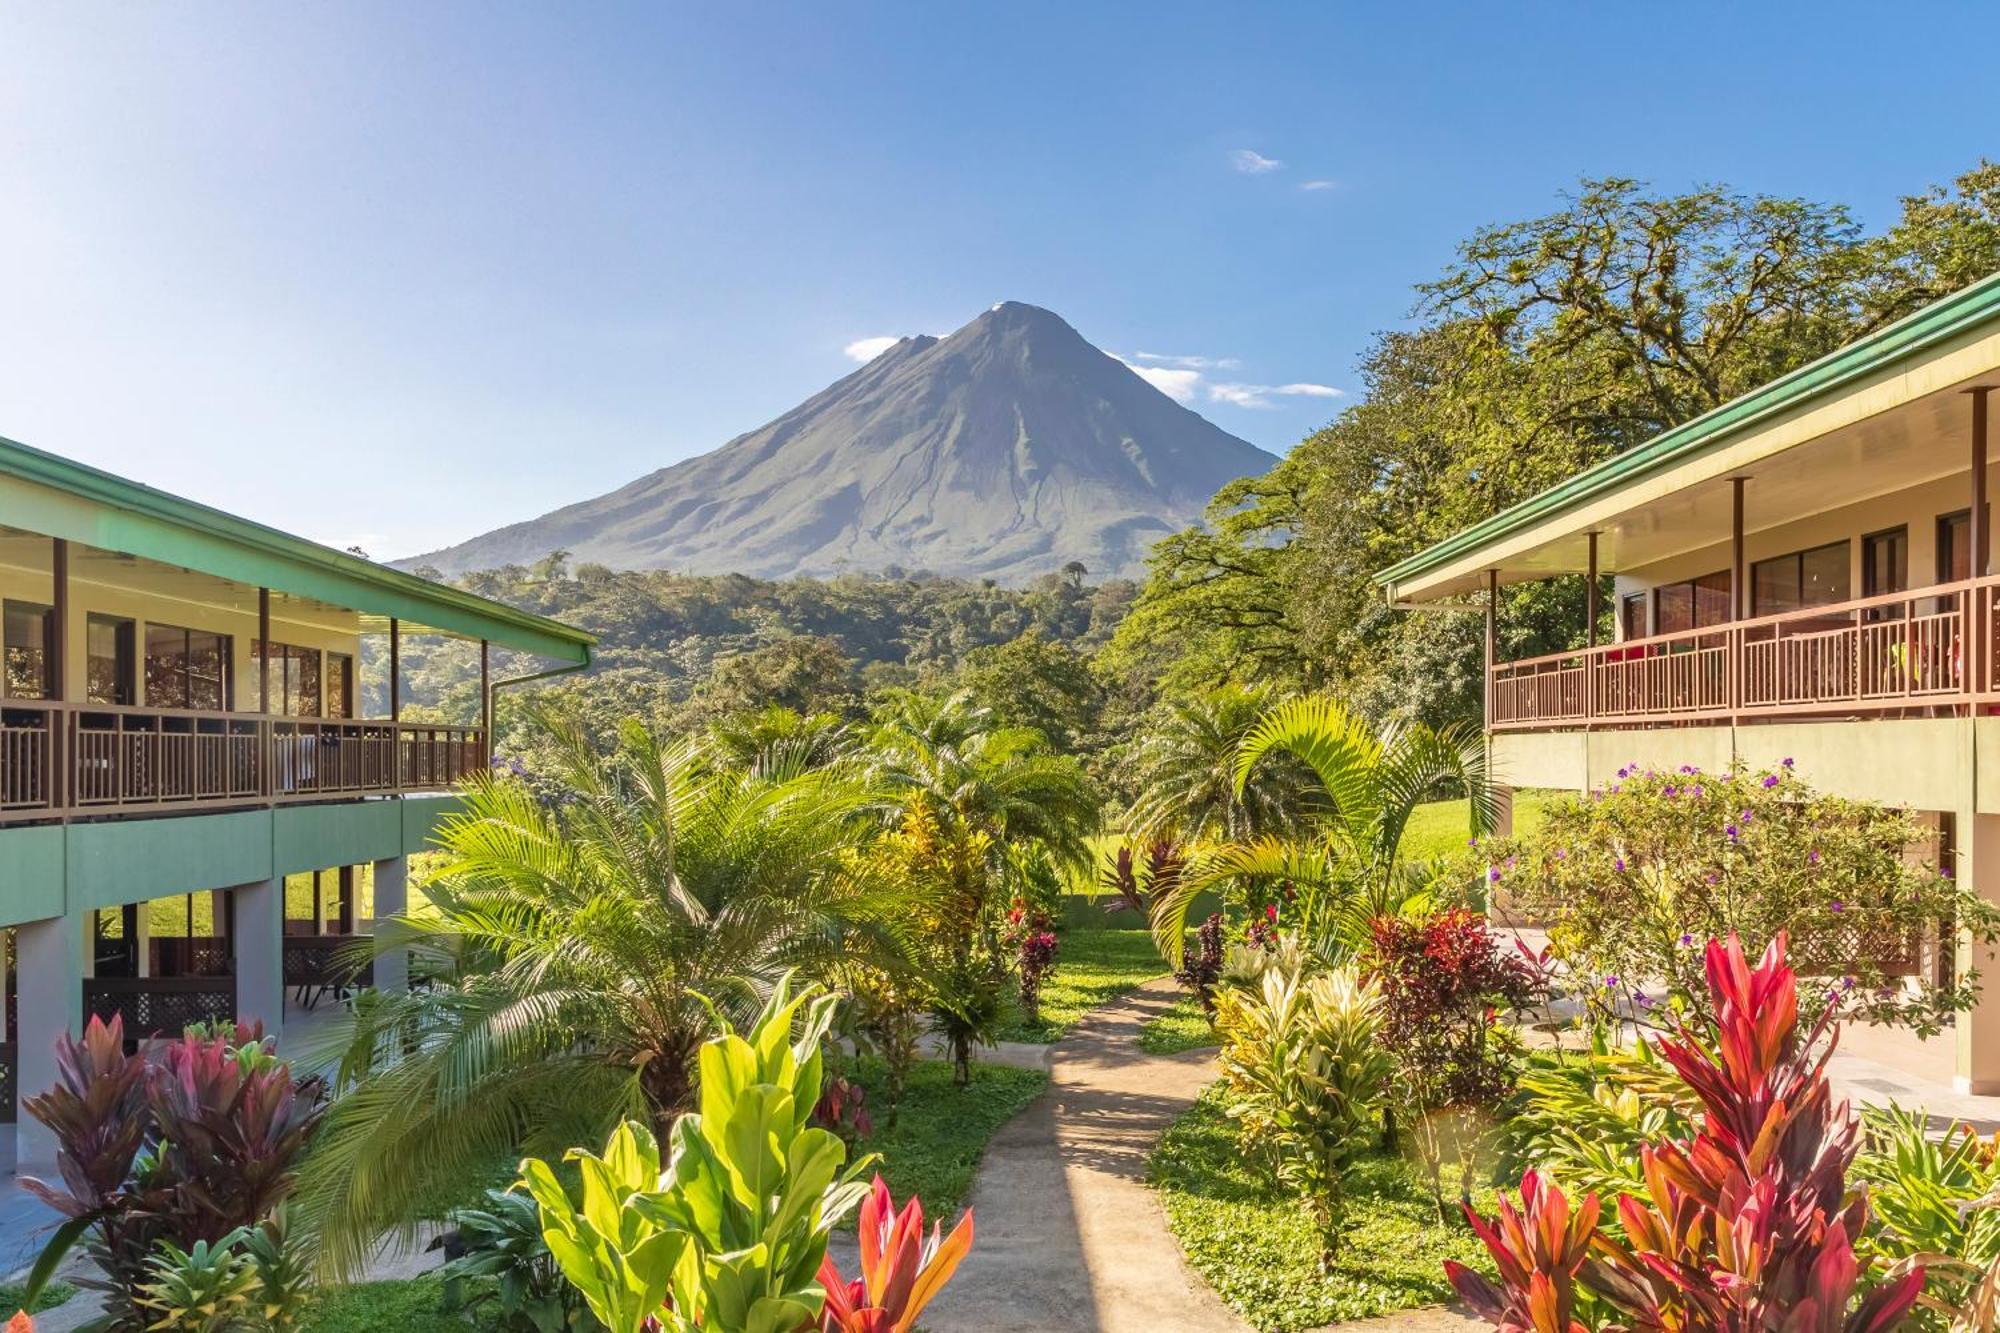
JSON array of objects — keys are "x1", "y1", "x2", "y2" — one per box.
[{"x1": 918, "y1": 975, "x2": 1249, "y2": 1333}]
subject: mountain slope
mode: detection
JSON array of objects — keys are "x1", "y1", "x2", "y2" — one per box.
[{"x1": 411, "y1": 302, "x2": 1279, "y2": 583}]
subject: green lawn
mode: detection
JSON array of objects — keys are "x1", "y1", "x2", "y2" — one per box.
[
  {"x1": 299, "y1": 1276, "x2": 462, "y2": 1333},
  {"x1": 1149, "y1": 1085, "x2": 1493, "y2": 1331},
  {"x1": 0, "y1": 1280, "x2": 76, "y2": 1318},
  {"x1": 1138, "y1": 992, "x2": 1219, "y2": 1055},
  {"x1": 1401, "y1": 789, "x2": 1555, "y2": 861},
  {"x1": 994, "y1": 927, "x2": 1169, "y2": 1042},
  {"x1": 846, "y1": 1055, "x2": 1047, "y2": 1218}
]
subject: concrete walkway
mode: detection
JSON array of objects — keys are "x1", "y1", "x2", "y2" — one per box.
[{"x1": 922, "y1": 976, "x2": 1248, "y2": 1333}]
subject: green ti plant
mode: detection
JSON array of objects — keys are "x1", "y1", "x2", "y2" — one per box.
[
  {"x1": 1212, "y1": 947, "x2": 1389, "y2": 1268},
  {"x1": 518, "y1": 977, "x2": 876, "y2": 1333},
  {"x1": 1447, "y1": 932, "x2": 1927, "y2": 1332}
]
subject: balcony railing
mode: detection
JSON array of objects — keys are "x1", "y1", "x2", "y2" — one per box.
[
  {"x1": 0, "y1": 703, "x2": 483, "y2": 822},
  {"x1": 1490, "y1": 575, "x2": 2000, "y2": 731}
]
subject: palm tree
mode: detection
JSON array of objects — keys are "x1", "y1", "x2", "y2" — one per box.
[
  {"x1": 707, "y1": 704, "x2": 854, "y2": 779},
  {"x1": 866, "y1": 691, "x2": 1099, "y2": 871},
  {"x1": 1124, "y1": 683, "x2": 1305, "y2": 844},
  {"x1": 1149, "y1": 695, "x2": 1494, "y2": 966},
  {"x1": 296, "y1": 707, "x2": 904, "y2": 1275}
]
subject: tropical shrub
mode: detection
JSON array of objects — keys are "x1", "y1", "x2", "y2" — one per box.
[
  {"x1": 301, "y1": 708, "x2": 898, "y2": 1273},
  {"x1": 928, "y1": 954, "x2": 1009, "y2": 1086},
  {"x1": 1097, "y1": 839, "x2": 1183, "y2": 918},
  {"x1": 1502, "y1": 1031, "x2": 1700, "y2": 1201},
  {"x1": 1478, "y1": 761, "x2": 2000, "y2": 1033},
  {"x1": 1152, "y1": 695, "x2": 1494, "y2": 968},
  {"x1": 1002, "y1": 898, "x2": 1060, "y2": 1025},
  {"x1": 1122, "y1": 683, "x2": 1301, "y2": 844},
  {"x1": 1175, "y1": 912, "x2": 1226, "y2": 1015},
  {"x1": 21, "y1": 1017, "x2": 324, "y2": 1332},
  {"x1": 519, "y1": 979, "x2": 875, "y2": 1333},
  {"x1": 1213, "y1": 947, "x2": 1390, "y2": 1266},
  {"x1": 1855, "y1": 1105, "x2": 2000, "y2": 1326},
  {"x1": 816, "y1": 1175, "x2": 975, "y2": 1333},
  {"x1": 1365, "y1": 909, "x2": 1542, "y2": 1219},
  {"x1": 839, "y1": 965, "x2": 923, "y2": 1124},
  {"x1": 135, "y1": 1238, "x2": 261, "y2": 1333},
  {"x1": 435, "y1": 1189, "x2": 602, "y2": 1332},
  {"x1": 1448, "y1": 932, "x2": 1927, "y2": 1332}
]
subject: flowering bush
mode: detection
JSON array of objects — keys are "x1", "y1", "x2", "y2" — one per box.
[
  {"x1": 1473, "y1": 761, "x2": 1998, "y2": 1032},
  {"x1": 1448, "y1": 933, "x2": 1927, "y2": 1332},
  {"x1": 1366, "y1": 909, "x2": 1544, "y2": 1219},
  {"x1": 1002, "y1": 898, "x2": 1060, "y2": 1025}
]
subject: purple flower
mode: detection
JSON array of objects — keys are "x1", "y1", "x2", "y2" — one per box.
[
  {"x1": 1603, "y1": 974, "x2": 1619, "y2": 989},
  {"x1": 1725, "y1": 824, "x2": 1740, "y2": 840},
  {"x1": 1678, "y1": 933, "x2": 1695, "y2": 948},
  {"x1": 1679, "y1": 765, "x2": 1694, "y2": 775},
  {"x1": 1634, "y1": 992, "x2": 1654, "y2": 1009},
  {"x1": 1830, "y1": 900, "x2": 1844, "y2": 913},
  {"x1": 1488, "y1": 867, "x2": 1502, "y2": 882},
  {"x1": 1617, "y1": 766, "x2": 1630, "y2": 779},
  {"x1": 1664, "y1": 785, "x2": 1679, "y2": 797},
  {"x1": 1692, "y1": 785, "x2": 1705, "y2": 797},
  {"x1": 1943, "y1": 864, "x2": 1955, "y2": 880},
  {"x1": 1808, "y1": 849, "x2": 1821, "y2": 866},
  {"x1": 1762, "y1": 775, "x2": 1780, "y2": 789},
  {"x1": 1841, "y1": 976, "x2": 1856, "y2": 991},
  {"x1": 1782, "y1": 757, "x2": 1795, "y2": 768},
  {"x1": 1614, "y1": 857, "x2": 1627, "y2": 872},
  {"x1": 1467, "y1": 837, "x2": 1479, "y2": 848},
  {"x1": 1554, "y1": 847, "x2": 1567, "y2": 859}
]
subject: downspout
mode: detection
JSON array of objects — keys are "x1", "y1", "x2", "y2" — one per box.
[{"x1": 484, "y1": 646, "x2": 594, "y2": 766}]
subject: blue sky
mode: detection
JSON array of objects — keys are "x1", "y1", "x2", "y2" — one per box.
[{"x1": 1, "y1": 4, "x2": 1995, "y2": 558}]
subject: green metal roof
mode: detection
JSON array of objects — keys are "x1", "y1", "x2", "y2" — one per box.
[
  {"x1": 1375, "y1": 269, "x2": 2000, "y2": 594},
  {"x1": 0, "y1": 433, "x2": 594, "y2": 664}
]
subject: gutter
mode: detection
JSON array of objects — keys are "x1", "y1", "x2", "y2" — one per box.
[{"x1": 486, "y1": 646, "x2": 594, "y2": 757}]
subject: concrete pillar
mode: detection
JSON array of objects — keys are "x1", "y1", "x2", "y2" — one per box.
[
  {"x1": 134, "y1": 902, "x2": 152, "y2": 979},
  {"x1": 1957, "y1": 811, "x2": 2000, "y2": 1094},
  {"x1": 81, "y1": 910, "x2": 96, "y2": 980},
  {"x1": 232, "y1": 878, "x2": 284, "y2": 1042},
  {"x1": 15, "y1": 910, "x2": 86, "y2": 1172},
  {"x1": 372, "y1": 855, "x2": 408, "y2": 994},
  {"x1": 0, "y1": 928, "x2": 12, "y2": 1173}
]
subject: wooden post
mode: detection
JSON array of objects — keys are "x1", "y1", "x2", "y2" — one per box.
[
  {"x1": 257, "y1": 587, "x2": 271, "y2": 714},
  {"x1": 1731, "y1": 478, "x2": 1747, "y2": 713},
  {"x1": 389, "y1": 619, "x2": 401, "y2": 722},
  {"x1": 51, "y1": 537, "x2": 68, "y2": 813},
  {"x1": 1485, "y1": 569, "x2": 1499, "y2": 726},
  {"x1": 337, "y1": 865, "x2": 355, "y2": 934},
  {"x1": 479, "y1": 639, "x2": 491, "y2": 769},
  {"x1": 1585, "y1": 532, "x2": 1599, "y2": 648}
]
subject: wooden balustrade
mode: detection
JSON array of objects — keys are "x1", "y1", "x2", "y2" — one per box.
[
  {"x1": 1490, "y1": 576, "x2": 2000, "y2": 731},
  {"x1": 0, "y1": 705, "x2": 483, "y2": 822}
]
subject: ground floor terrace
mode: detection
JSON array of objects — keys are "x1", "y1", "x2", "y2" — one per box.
[{"x1": 0, "y1": 795, "x2": 455, "y2": 1171}]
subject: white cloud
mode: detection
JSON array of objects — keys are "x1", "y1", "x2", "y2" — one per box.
[
  {"x1": 1207, "y1": 381, "x2": 1344, "y2": 409},
  {"x1": 1229, "y1": 148, "x2": 1283, "y2": 175},
  {"x1": 843, "y1": 335, "x2": 902, "y2": 363},
  {"x1": 1132, "y1": 350, "x2": 1242, "y2": 370},
  {"x1": 1121, "y1": 361, "x2": 1202, "y2": 402},
  {"x1": 1299, "y1": 179, "x2": 1337, "y2": 192}
]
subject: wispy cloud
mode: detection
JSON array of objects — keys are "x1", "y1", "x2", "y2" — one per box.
[
  {"x1": 1131, "y1": 350, "x2": 1242, "y2": 371},
  {"x1": 1229, "y1": 148, "x2": 1283, "y2": 175},
  {"x1": 1117, "y1": 358, "x2": 1202, "y2": 402},
  {"x1": 843, "y1": 335, "x2": 902, "y2": 363},
  {"x1": 1299, "y1": 179, "x2": 1337, "y2": 192},
  {"x1": 1207, "y1": 381, "x2": 1343, "y2": 409},
  {"x1": 1116, "y1": 350, "x2": 1339, "y2": 410}
]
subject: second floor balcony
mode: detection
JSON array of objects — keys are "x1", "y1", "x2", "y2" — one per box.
[
  {"x1": 0, "y1": 702, "x2": 485, "y2": 820},
  {"x1": 1489, "y1": 575, "x2": 2000, "y2": 730}
]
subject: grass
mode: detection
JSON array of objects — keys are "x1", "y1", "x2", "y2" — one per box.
[
  {"x1": 0, "y1": 1280, "x2": 76, "y2": 1316},
  {"x1": 1149, "y1": 1085, "x2": 1494, "y2": 1331},
  {"x1": 1138, "y1": 992, "x2": 1219, "y2": 1054},
  {"x1": 994, "y1": 926, "x2": 1169, "y2": 1042},
  {"x1": 298, "y1": 1276, "x2": 462, "y2": 1333},
  {"x1": 1402, "y1": 789, "x2": 1555, "y2": 861},
  {"x1": 846, "y1": 1054, "x2": 1048, "y2": 1218}
]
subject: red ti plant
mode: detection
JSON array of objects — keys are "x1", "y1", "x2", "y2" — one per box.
[
  {"x1": 1449, "y1": 933, "x2": 1928, "y2": 1333},
  {"x1": 19, "y1": 1016, "x2": 325, "y2": 1329},
  {"x1": 817, "y1": 1175, "x2": 974, "y2": 1333},
  {"x1": 1444, "y1": 1170, "x2": 1601, "y2": 1333},
  {"x1": 1003, "y1": 898, "x2": 1060, "y2": 1026}
]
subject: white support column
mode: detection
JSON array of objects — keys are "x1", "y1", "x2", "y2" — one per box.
[
  {"x1": 15, "y1": 910, "x2": 86, "y2": 1172},
  {"x1": 81, "y1": 910, "x2": 96, "y2": 980},
  {"x1": 1957, "y1": 811, "x2": 2000, "y2": 1095},
  {"x1": 372, "y1": 855, "x2": 408, "y2": 994},
  {"x1": 232, "y1": 878, "x2": 284, "y2": 1042}
]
